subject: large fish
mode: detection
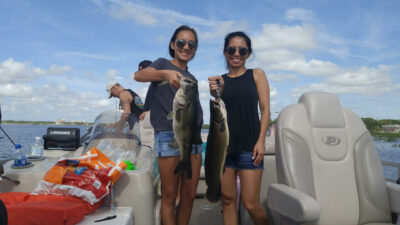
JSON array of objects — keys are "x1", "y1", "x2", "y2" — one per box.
[
  {"x1": 168, "y1": 76, "x2": 202, "y2": 179},
  {"x1": 205, "y1": 99, "x2": 229, "y2": 202}
]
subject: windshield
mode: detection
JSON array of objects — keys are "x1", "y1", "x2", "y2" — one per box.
[
  {"x1": 81, "y1": 110, "x2": 153, "y2": 172},
  {"x1": 84, "y1": 109, "x2": 140, "y2": 151}
]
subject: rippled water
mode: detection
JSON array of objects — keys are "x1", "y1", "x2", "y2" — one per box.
[
  {"x1": 0, "y1": 124, "x2": 88, "y2": 159},
  {"x1": 1, "y1": 124, "x2": 399, "y2": 180}
]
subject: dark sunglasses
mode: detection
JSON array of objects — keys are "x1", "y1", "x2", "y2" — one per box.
[
  {"x1": 226, "y1": 46, "x2": 248, "y2": 56},
  {"x1": 175, "y1": 39, "x2": 197, "y2": 49}
]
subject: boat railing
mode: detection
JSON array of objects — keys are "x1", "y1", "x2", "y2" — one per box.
[{"x1": 381, "y1": 160, "x2": 400, "y2": 183}]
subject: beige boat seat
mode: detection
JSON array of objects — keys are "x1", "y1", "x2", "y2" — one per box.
[{"x1": 267, "y1": 92, "x2": 400, "y2": 225}]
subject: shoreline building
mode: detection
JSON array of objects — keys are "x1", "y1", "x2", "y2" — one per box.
[{"x1": 381, "y1": 124, "x2": 400, "y2": 133}]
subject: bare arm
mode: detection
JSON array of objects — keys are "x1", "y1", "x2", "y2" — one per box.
[
  {"x1": 252, "y1": 68, "x2": 271, "y2": 165},
  {"x1": 134, "y1": 67, "x2": 182, "y2": 88},
  {"x1": 114, "y1": 91, "x2": 132, "y2": 131}
]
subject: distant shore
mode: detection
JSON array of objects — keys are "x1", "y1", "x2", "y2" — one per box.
[{"x1": 1, "y1": 120, "x2": 93, "y2": 126}]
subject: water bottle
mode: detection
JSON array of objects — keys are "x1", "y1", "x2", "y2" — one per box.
[
  {"x1": 31, "y1": 137, "x2": 43, "y2": 156},
  {"x1": 13, "y1": 144, "x2": 27, "y2": 166}
]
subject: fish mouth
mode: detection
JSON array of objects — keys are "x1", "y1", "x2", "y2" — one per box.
[
  {"x1": 176, "y1": 96, "x2": 186, "y2": 107},
  {"x1": 181, "y1": 77, "x2": 196, "y2": 85}
]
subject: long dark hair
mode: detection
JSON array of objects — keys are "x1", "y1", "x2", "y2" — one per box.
[
  {"x1": 169, "y1": 25, "x2": 198, "y2": 58},
  {"x1": 223, "y1": 31, "x2": 252, "y2": 54}
]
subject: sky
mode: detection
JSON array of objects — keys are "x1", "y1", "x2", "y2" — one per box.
[{"x1": 0, "y1": 0, "x2": 399, "y2": 123}]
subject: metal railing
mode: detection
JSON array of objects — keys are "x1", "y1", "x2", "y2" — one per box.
[{"x1": 381, "y1": 160, "x2": 400, "y2": 183}]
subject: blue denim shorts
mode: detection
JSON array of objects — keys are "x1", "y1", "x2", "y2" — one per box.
[
  {"x1": 225, "y1": 151, "x2": 264, "y2": 170},
  {"x1": 155, "y1": 131, "x2": 202, "y2": 157}
]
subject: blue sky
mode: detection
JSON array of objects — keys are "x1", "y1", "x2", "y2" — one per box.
[{"x1": 0, "y1": 0, "x2": 399, "y2": 122}]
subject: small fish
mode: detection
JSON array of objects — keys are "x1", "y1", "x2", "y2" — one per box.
[{"x1": 205, "y1": 99, "x2": 229, "y2": 202}]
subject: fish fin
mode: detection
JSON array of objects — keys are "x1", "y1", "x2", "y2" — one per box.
[
  {"x1": 157, "y1": 80, "x2": 169, "y2": 86},
  {"x1": 220, "y1": 123, "x2": 225, "y2": 132},
  {"x1": 168, "y1": 138, "x2": 179, "y2": 149},
  {"x1": 167, "y1": 111, "x2": 174, "y2": 120}
]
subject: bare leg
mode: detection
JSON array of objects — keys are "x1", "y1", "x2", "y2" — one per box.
[
  {"x1": 221, "y1": 168, "x2": 238, "y2": 225},
  {"x1": 176, "y1": 153, "x2": 202, "y2": 225},
  {"x1": 239, "y1": 169, "x2": 268, "y2": 225},
  {"x1": 176, "y1": 179, "x2": 181, "y2": 207},
  {"x1": 158, "y1": 156, "x2": 180, "y2": 225}
]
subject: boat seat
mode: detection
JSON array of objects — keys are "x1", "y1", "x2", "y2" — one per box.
[
  {"x1": 240, "y1": 135, "x2": 278, "y2": 225},
  {"x1": 267, "y1": 92, "x2": 400, "y2": 225}
]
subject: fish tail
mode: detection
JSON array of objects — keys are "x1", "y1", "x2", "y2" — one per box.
[
  {"x1": 206, "y1": 184, "x2": 221, "y2": 202},
  {"x1": 174, "y1": 161, "x2": 193, "y2": 179},
  {"x1": 174, "y1": 161, "x2": 184, "y2": 175},
  {"x1": 186, "y1": 162, "x2": 192, "y2": 179}
]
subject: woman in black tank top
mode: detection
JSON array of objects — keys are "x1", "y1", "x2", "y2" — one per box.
[{"x1": 209, "y1": 32, "x2": 270, "y2": 225}]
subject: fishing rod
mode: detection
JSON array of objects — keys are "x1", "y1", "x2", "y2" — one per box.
[
  {"x1": 0, "y1": 106, "x2": 17, "y2": 146},
  {"x1": 0, "y1": 126, "x2": 17, "y2": 146}
]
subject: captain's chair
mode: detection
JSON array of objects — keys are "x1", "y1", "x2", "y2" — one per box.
[{"x1": 267, "y1": 92, "x2": 400, "y2": 225}]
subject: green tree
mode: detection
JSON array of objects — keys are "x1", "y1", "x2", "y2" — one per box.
[{"x1": 361, "y1": 118, "x2": 379, "y2": 132}]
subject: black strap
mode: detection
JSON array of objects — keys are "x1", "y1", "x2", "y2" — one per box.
[{"x1": 0, "y1": 199, "x2": 8, "y2": 225}]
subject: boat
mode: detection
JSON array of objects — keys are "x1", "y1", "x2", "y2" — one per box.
[{"x1": 1, "y1": 92, "x2": 400, "y2": 225}]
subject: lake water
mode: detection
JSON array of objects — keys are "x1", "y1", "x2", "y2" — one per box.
[{"x1": 1, "y1": 124, "x2": 400, "y2": 180}]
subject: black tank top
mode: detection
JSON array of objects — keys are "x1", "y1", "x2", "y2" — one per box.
[
  {"x1": 123, "y1": 89, "x2": 144, "y2": 118},
  {"x1": 222, "y1": 69, "x2": 260, "y2": 153}
]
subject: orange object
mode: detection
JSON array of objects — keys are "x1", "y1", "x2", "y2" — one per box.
[
  {"x1": 80, "y1": 147, "x2": 116, "y2": 169},
  {"x1": 0, "y1": 192, "x2": 103, "y2": 225},
  {"x1": 108, "y1": 161, "x2": 128, "y2": 183}
]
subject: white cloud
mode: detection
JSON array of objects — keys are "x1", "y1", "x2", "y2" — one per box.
[
  {"x1": 93, "y1": 0, "x2": 246, "y2": 40},
  {"x1": 94, "y1": 0, "x2": 215, "y2": 26},
  {"x1": 327, "y1": 66, "x2": 391, "y2": 86},
  {"x1": 104, "y1": 69, "x2": 120, "y2": 80},
  {"x1": 54, "y1": 52, "x2": 119, "y2": 60},
  {"x1": 253, "y1": 24, "x2": 317, "y2": 51},
  {"x1": 267, "y1": 73, "x2": 298, "y2": 82},
  {"x1": 0, "y1": 58, "x2": 45, "y2": 83},
  {"x1": 0, "y1": 58, "x2": 71, "y2": 83},
  {"x1": 292, "y1": 65, "x2": 400, "y2": 96},
  {"x1": 252, "y1": 24, "x2": 338, "y2": 76},
  {"x1": 268, "y1": 58, "x2": 340, "y2": 76},
  {"x1": 47, "y1": 64, "x2": 72, "y2": 75},
  {"x1": 0, "y1": 84, "x2": 33, "y2": 97},
  {"x1": 270, "y1": 86, "x2": 277, "y2": 98},
  {"x1": 199, "y1": 21, "x2": 248, "y2": 40},
  {"x1": 285, "y1": 8, "x2": 314, "y2": 22}
]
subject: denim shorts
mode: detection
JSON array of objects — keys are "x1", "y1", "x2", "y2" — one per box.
[
  {"x1": 225, "y1": 151, "x2": 264, "y2": 170},
  {"x1": 154, "y1": 131, "x2": 202, "y2": 157}
]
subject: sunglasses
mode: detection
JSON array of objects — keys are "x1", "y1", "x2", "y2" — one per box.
[
  {"x1": 226, "y1": 46, "x2": 248, "y2": 56},
  {"x1": 175, "y1": 39, "x2": 197, "y2": 49}
]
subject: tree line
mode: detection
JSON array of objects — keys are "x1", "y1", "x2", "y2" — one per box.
[{"x1": 361, "y1": 118, "x2": 400, "y2": 133}]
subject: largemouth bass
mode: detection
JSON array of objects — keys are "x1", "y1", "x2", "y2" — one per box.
[
  {"x1": 168, "y1": 76, "x2": 202, "y2": 179},
  {"x1": 205, "y1": 99, "x2": 229, "y2": 202}
]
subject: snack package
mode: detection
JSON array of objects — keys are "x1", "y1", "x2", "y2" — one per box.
[{"x1": 32, "y1": 147, "x2": 127, "y2": 204}]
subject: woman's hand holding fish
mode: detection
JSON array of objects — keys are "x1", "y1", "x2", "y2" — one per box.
[
  {"x1": 208, "y1": 76, "x2": 224, "y2": 98},
  {"x1": 252, "y1": 141, "x2": 264, "y2": 166},
  {"x1": 165, "y1": 70, "x2": 183, "y2": 88}
]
